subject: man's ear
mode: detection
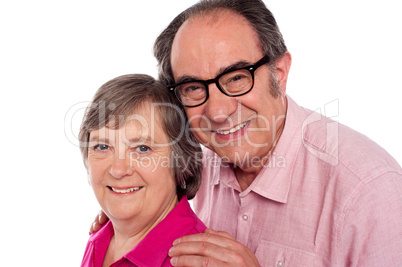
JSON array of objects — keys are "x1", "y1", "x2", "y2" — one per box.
[{"x1": 274, "y1": 51, "x2": 292, "y2": 95}]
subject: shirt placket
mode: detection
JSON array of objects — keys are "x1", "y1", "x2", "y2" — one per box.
[{"x1": 236, "y1": 194, "x2": 252, "y2": 246}]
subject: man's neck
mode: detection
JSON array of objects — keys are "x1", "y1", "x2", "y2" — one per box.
[
  {"x1": 233, "y1": 112, "x2": 286, "y2": 191},
  {"x1": 233, "y1": 165, "x2": 262, "y2": 191}
]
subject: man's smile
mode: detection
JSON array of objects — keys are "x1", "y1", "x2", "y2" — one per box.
[{"x1": 214, "y1": 121, "x2": 250, "y2": 135}]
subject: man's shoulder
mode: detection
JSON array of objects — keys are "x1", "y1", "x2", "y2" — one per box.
[{"x1": 300, "y1": 108, "x2": 401, "y2": 182}]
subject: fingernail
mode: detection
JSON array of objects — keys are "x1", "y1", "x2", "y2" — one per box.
[
  {"x1": 172, "y1": 238, "x2": 181, "y2": 245},
  {"x1": 170, "y1": 257, "x2": 177, "y2": 266},
  {"x1": 168, "y1": 247, "x2": 174, "y2": 256}
]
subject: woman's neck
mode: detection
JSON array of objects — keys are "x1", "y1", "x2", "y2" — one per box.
[{"x1": 103, "y1": 194, "x2": 178, "y2": 266}]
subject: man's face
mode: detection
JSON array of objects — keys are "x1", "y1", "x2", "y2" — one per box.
[{"x1": 171, "y1": 11, "x2": 290, "y2": 172}]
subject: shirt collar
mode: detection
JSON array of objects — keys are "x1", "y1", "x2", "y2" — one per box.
[
  {"x1": 87, "y1": 198, "x2": 200, "y2": 266},
  {"x1": 125, "y1": 197, "x2": 198, "y2": 266},
  {"x1": 244, "y1": 96, "x2": 303, "y2": 203},
  {"x1": 88, "y1": 220, "x2": 114, "y2": 266}
]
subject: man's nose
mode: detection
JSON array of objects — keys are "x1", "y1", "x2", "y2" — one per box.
[{"x1": 204, "y1": 84, "x2": 238, "y2": 123}]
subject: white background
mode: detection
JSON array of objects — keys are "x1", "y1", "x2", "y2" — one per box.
[{"x1": 1, "y1": 1, "x2": 401, "y2": 265}]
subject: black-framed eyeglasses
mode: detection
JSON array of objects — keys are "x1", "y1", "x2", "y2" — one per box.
[{"x1": 169, "y1": 55, "x2": 270, "y2": 107}]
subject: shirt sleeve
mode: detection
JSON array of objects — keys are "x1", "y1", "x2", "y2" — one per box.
[{"x1": 337, "y1": 171, "x2": 402, "y2": 266}]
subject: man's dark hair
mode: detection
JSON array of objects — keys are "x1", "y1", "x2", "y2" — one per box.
[{"x1": 154, "y1": 0, "x2": 287, "y2": 90}]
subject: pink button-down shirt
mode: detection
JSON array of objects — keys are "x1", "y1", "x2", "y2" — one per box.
[
  {"x1": 193, "y1": 96, "x2": 402, "y2": 266},
  {"x1": 81, "y1": 197, "x2": 206, "y2": 267}
]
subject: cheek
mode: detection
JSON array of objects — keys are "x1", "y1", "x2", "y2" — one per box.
[
  {"x1": 184, "y1": 109, "x2": 209, "y2": 143},
  {"x1": 242, "y1": 85, "x2": 279, "y2": 112},
  {"x1": 154, "y1": 166, "x2": 176, "y2": 189},
  {"x1": 185, "y1": 107, "x2": 211, "y2": 137},
  {"x1": 87, "y1": 161, "x2": 105, "y2": 186},
  {"x1": 185, "y1": 107, "x2": 203, "y2": 127}
]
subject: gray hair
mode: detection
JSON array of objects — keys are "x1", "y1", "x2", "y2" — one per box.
[
  {"x1": 79, "y1": 74, "x2": 202, "y2": 200},
  {"x1": 154, "y1": 0, "x2": 287, "y2": 97}
]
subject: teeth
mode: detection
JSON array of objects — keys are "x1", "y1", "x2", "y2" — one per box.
[
  {"x1": 110, "y1": 187, "x2": 141, "y2": 193},
  {"x1": 216, "y1": 121, "x2": 249, "y2": 135}
]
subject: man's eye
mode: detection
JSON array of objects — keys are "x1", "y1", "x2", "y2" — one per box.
[
  {"x1": 230, "y1": 75, "x2": 245, "y2": 82},
  {"x1": 136, "y1": 145, "x2": 150, "y2": 153},
  {"x1": 178, "y1": 82, "x2": 205, "y2": 95},
  {"x1": 94, "y1": 144, "x2": 109, "y2": 151},
  {"x1": 184, "y1": 85, "x2": 203, "y2": 93},
  {"x1": 226, "y1": 73, "x2": 249, "y2": 84}
]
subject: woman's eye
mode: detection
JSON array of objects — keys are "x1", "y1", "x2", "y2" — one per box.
[
  {"x1": 136, "y1": 145, "x2": 150, "y2": 153},
  {"x1": 94, "y1": 144, "x2": 109, "y2": 151}
]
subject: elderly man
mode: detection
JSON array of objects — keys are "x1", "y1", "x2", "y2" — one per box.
[{"x1": 92, "y1": 0, "x2": 402, "y2": 266}]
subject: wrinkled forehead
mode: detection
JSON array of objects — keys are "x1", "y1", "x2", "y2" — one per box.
[
  {"x1": 106, "y1": 99, "x2": 163, "y2": 127},
  {"x1": 91, "y1": 108, "x2": 169, "y2": 146},
  {"x1": 95, "y1": 100, "x2": 165, "y2": 135},
  {"x1": 124, "y1": 104, "x2": 163, "y2": 137},
  {"x1": 171, "y1": 10, "x2": 261, "y2": 80}
]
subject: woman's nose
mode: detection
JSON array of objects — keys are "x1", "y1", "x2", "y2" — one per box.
[{"x1": 109, "y1": 156, "x2": 134, "y2": 179}]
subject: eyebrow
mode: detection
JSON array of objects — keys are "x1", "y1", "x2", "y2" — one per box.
[
  {"x1": 175, "y1": 60, "x2": 251, "y2": 85},
  {"x1": 89, "y1": 135, "x2": 109, "y2": 144},
  {"x1": 126, "y1": 135, "x2": 152, "y2": 144},
  {"x1": 89, "y1": 129, "x2": 155, "y2": 144},
  {"x1": 219, "y1": 60, "x2": 250, "y2": 75}
]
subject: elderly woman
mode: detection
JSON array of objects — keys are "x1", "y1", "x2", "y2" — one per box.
[{"x1": 79, "y1": 74, "x2": 206, "y2": 266}]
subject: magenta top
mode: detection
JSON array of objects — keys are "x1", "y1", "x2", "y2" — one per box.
[{"x1": 81, "y1": 197, "x2": 206, "y2": 266}]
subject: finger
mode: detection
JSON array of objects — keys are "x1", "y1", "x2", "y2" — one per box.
[
  {"x1": 170, "y1": 254, "x2": 230, "y2": 267},
  {"x1": 89, "y1": 223, "x2": 94, "y2": 235},
  {"x1": 98, "y1": 210, "x2": 109, "y2": 225},
  {"x1": 89, "y1": 210, "x2": 108, "y2": 235},
  {"x1": 170, "y1": 240, "x2": 243, "y2": 264},
  {"x1": 89, "y1": 215, "x2": 99, "y2": 235},
  {"x1": 91, "y1": 221, "x2": 101, "y2": 233},
  {"x1": 173, "y1": 232, "x2": 233, "y2": 248},
  {"x1": 170, "y1": 232, "x2": 259, "y2": 266},
  {"x1": 204, "y1": 228, "x2": 235, "y2": 240}
]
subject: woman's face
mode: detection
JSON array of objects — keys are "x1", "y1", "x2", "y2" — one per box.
[{"x1": 87, "y1": 101, "x2": 178, "y2": 227}]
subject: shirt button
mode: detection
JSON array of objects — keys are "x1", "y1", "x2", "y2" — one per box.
[
  {"x1": 242, "y1": 214, "x2": 248, "y2": 221},
  {"x1": 277, "y1": 260, "x2": 284, "y2": 267}
]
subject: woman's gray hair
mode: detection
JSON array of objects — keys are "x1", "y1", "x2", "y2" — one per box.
[
  {"x1": 154, "y1": 0, "x2": 287, "y2": 97},
  {"x1": 79, "y1": 74, "x2": 202, "y2": 200}
]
